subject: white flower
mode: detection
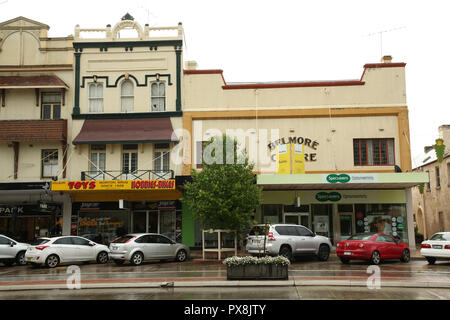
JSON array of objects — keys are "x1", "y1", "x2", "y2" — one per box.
[{"x1": 223, "y1": 255, "x2": 290, "y2": 267}]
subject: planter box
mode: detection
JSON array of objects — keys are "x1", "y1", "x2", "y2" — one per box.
[{"x1": 226, "y1": 264, "x2": 288, "y2": 280}]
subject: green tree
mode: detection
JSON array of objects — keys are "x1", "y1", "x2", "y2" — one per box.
[{"x1": 183, "y1": 134, "x2": 262, "y2": 235}]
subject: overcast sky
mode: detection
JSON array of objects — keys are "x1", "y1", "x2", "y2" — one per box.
[{"x1": 1, "y1": 0, "x2": 449, "y2": 164}]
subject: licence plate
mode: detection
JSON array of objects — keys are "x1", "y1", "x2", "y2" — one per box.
[
  {"x1": 112, "y1": 246, "x2": 118, "y2": 250},
  {"x1": 27, "y1": 258, "x2": 32, "y2": 262},
  {"x1": 344, "y1": 252, "x2": 352, "y2": 256},
  {"x1": 432, "y1": 245, "x2": 443, "y2": 249},
  {"x1": 253, "y1": 240, "x2": 261, "y2": 245}
]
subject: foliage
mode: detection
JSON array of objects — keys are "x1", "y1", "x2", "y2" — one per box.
[
  {"x1": 223, "y1": 255, "x2": 291, "y2": 267},
  {"x1": 183, "y1": 134, "x2": 262, "y2": 235}
]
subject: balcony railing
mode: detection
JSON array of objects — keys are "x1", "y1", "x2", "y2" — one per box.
[{"x1": 81, "y1": 170, "x2": 174, "y2": 181}]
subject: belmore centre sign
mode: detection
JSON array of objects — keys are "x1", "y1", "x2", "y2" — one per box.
[{"x1": 268, "y1": 136, "x2": 319, "y2": 162}]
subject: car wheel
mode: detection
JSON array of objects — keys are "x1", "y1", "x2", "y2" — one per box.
[
  {"x1": 16, "y1": 251, "x2": 27, "y2": 266},
  {"x1": 45, "y1": 254, "x2": 60, "y2": 268},
  {"x1": 96, "y1": 251, "x2": 109, "y2": 264},
  {"x1": 370, "y1": 251, "x2": 381, "y2": 265},
  {"x1": 130, "y1": 252, "x2": 144, "y2": 266},
  {"x1": 317, "y1": 245, "x2": 330, "y2": 261},
  {"x1": 400, "y1": 249, "x2": 410, "y2": 263},
  {"x1": 426, "y1": 257, "x2": 436, "y2": 265},
  {"x1": 340, "y1": 257, "x2": 350, "y2": 264},
  {"x1": 176, "y1": 249, "x2": 187, "y2": 262},
  {"x1": 113, "y1": 259, "x2": 124, "y2": 265},
  {"x1": 279, "y1": 245, "x2": 292, "y2": 261}
]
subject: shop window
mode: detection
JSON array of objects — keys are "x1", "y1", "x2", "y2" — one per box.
[
  {"x1": 353, "y1": 138, "x2": 395, "y2": 166},
  {"x1": 88, "y1": 83, "x2": 103, "y2": 113},
  {"x1": 41, "y1": 92, "x2": 61, "y2": 120},
  {"x1": 151, "y1": 82, "x2": 165, "y2": 112},
  {"x1": 120, "y1": 80, "x2": 134, "y2": 113},
  {"x1": 262, "y1": 204, "x2": 282, "y2": 224},
  {"x1": 41, "y1": 149, "x2": 58, "y2": 178}
]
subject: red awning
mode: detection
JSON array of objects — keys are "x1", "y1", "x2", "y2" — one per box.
[
  {"x1": 72, "y1": 118, "x2": 178, "y2": 145},
  {"x1": 0, "y1": 75, "x2": 69, "y2": 89}
]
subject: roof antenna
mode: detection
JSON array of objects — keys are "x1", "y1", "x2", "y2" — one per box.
[{"x1": 364, "y1": 26, "x2": 406, "y2": 57}]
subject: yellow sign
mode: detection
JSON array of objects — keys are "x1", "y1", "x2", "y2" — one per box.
[
  {"x1": 51, "y1": 180, "x2": 176, "y2": 191},
  {"x1": 276, "y1": 144, "x2": 291, "y2": 174},
  {"x1": 292, "y1": 144, "x2": 306, "y2": 174}
]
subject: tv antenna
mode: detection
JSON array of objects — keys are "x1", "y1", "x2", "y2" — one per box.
[{"x1": 364, "y1": 26, "x2": 406, "y2": 57}]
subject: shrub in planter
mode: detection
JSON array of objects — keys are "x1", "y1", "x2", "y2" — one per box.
[{"x1": 223, "y1": 256, "x2": 290, "y2": 280}]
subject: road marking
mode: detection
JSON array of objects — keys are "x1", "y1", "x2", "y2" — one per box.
[{"x1": 426, "y1": 290, "x2": 447, "y2": 300}]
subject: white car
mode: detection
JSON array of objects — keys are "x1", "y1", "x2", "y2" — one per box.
[
  {"x1": 0, "y1": 234, "x2": 30, "y2": 266},
  {"x1": 25, "y1": 236, "x2": 110, "y2": 268},
  {"x1": 420, "y1": 232, "x2": 450, "y2": 265}
]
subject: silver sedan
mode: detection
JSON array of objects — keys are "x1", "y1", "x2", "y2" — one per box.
[{"x1": 109, "y1": 233, "x2": 190, "y2": 266}]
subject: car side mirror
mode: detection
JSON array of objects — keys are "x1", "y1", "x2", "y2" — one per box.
[
  {"x1": 9, "y1": 241, "x2": 15, "y2": 247},
  {"x1": 89, "y1": 242, "x2": 96, "y2": 246}
]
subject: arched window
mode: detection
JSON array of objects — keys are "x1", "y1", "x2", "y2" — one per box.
[
  {"x1": 121, "y1": 80, "x2": 134, "y2": 112},
  {"x1": 88, "y1": 83, "x2": 103, "y2": 113},
  {"x1": 151, "y1": 82, "x2": 165, "y2": 112}
]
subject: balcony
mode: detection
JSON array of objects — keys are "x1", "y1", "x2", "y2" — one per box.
[
  {"x1": 81, "y1": 170, "x2": 174, "y2": 181},
  {"x1": 0, "y1": 119, "x2": 67, "y2": 143}
]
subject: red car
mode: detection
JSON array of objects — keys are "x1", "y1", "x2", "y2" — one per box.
[{"x1": 336, "y1": 233, "x2": 410, "y2": 265}]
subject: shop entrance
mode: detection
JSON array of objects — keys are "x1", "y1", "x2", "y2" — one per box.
[
  {"x1": 283, "y1": 213, "x2": 310, "y2": 228},
  {"x1": 338, "y1": 204, "x2": 355, "y2": 241},
  {"x1": 132, "y1": 210, "x2": 176, "y2": 241}
]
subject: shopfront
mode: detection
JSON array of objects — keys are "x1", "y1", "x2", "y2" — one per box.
[
  {"x1": 257, "y1": 172, "x2": 429, "y2": 247},
  {"x1": 51, "y1": 179, "x2": 183, "y2": 245}
]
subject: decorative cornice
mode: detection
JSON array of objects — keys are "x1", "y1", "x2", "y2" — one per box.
[
  {"x1": 72, "y1": 111, "x2": 183, "y2": 120},
  {"x1": 81, "y1": 73, "x2": 173, "y2": 88}
]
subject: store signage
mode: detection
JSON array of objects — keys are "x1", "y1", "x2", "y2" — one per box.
[
  {"x1": 52, "y1": 179, "x2": 176, "y2": 191},
  {"x1": 326, "y1": 174, "x2": 351, "y2": 183},
  {"x1": 0, "y1": 206, "x2": 24, "y2": 215},
  {"x1": 268, "y1": 136, "x2": 319, "y2": 162},
  {"x1": 323, "y1": 173, "x2": 378, "y2": 184},
  {"x1": 315, "y1": 192, "x2": 342, "y2": 202}
]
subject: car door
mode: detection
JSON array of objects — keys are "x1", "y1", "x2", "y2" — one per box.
[
  {"x1": 0, "y1": 236, "x2": 14, "y2": 259},
  {"x1": 384, "y1": 234, "x2": 403, "y2": 258},
  {"x1": 53, "y1": 237, "x2": 78, "y2": 261},
  {"x1": 71, "y1": 237, "x2": 95, "y2": 261},
  {"x1": 375, "y1": 235, "x2": 395, "y2": 259},
  {"x1": 295, "y1": 226, "x2": 317, "y2": 254},
  {"x1": 157, "y1": 235, "x2": 176, "y2": 258},
  {"x1": 143, "y1": 235, "x2": 159, "y2": 259}
]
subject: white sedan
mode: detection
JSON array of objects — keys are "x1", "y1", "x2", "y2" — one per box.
[
  {"x1": 420, "y1": 232, "x2": 450, "y2": 265},
  {"x1": 25, "y1": 236, "x2": 110, "y2": 268}
]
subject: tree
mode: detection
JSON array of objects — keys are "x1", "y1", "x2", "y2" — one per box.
[{"x1": 183, "y1": 134, "x2": 262, "y2": 235}]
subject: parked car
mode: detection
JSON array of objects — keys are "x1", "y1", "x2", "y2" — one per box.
[
  {"x1": 109, "y1": 233, "x2": 189, "y2": 266},
  {"x1": 420, "y1": 232, "x2": 450, "y2": 265},
  {"x1": 245, "y1": 224, "x2": 332, "y2": 261},
  {"x1": 0, "y1": 234, "x2": 30, "y2": 266},
  {"x1": 25, "y1": 236, "x2": 110, "y2": 268},
  {"x1": 336, "y1": 233, "x2": 410, "y2": 265}
]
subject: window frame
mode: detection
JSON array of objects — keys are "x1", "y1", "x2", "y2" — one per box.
[
  {"x1": 41, "y1": 149, "x2": 59, "y2": 178},
  {"x1": 88, "y1": 82, "x2": 104, "y2": 113},
  {"x1": 89, "y1": 145, "x2": 106, "y2": 176},
  {"x1": 150, "y1": 81, "x2": 166, "y2": 112},
  {"x1": 41, "y1": 92, "x2": 62, "y2": 120},
  {"x1": 120, "y1": 80, "x2": 134, "y2": 113},
  {"x1": 353, "y1": 138, "x2": 395, "y2": 166}
]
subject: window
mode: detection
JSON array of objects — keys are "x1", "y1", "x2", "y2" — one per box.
[
  {"x1": 154, "y1": 145, "x2": 170, "y2": 179},
  {"x1": 42, "y1": 149, "x2": 58, "y2": 178},
  {"x1": 72, "y1": 237, "x2": 90, "y2": 246},
  {"x1": 53, "y1": 237, "x2": 72, "y2": 245},
  {"x1": 0, "y1": 236, "x2": 10, "y2": 245},
  {"x1": 436, "y1": 166, "x2": 441, "y2": 188},
  {"x1": 122, "y1": 144, "x2": 138, "y2": 179},
  {"x1": 157, "y1": 235, "x2": 172, "y2": 244},
  {"x1": 151, "y1": 82, "x2": 166, "y2": 112},
  {"x1": 375, "y1": 235, "x2": 396, "y2": 243},
  {"x1": 196, "y1": 141, "x2": 207, "y2": 169},
  {"x1": 90, "y1": 145, "x2": 106, "y2": 178},
  {"x1": 88, "y1": 83, "x2": 103, "y2": 113},
  {"x1": 41, "y1": 93, "x2": 61, "y2": 120},
  {"x1": 296, "y1": 226, "x2": 314, "y2": 237},
  {"x1": 120, "y1": 80, "x2": 134, "y2": 112},
  {"x1": 426, "y1": 170, "x2": 431, "y2": 191},
  {"x1": 353, "y1": 138, "x2": 395, "y2": 166}
]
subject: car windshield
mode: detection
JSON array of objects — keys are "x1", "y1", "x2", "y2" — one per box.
[
  {"x1": 430, "y1": 233, "x2": 450, "y2": 241},
  {"x1": 249, "y1": 226, "x2": 269, "y2": 236},
  {"x1": 347, "y1": 234, "x2": 373, "y2": 241},
  {"x1": 31, "y1": 239, "x2": 50, "y2": 245},
  {"x1": 111, "y1": 235, "x2": 135, "y2": 243}
]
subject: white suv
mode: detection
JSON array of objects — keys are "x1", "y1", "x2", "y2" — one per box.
[
  {"x1": 246, "y1": 224, "x2": 332, "y2": 261},
  {"x1": 0, "y1": 234, "x2": 30, "y2": 266}
]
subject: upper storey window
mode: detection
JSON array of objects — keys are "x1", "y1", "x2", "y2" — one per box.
[
  {"x1": 121, "y1": 80, "x2": 134, "y2": 113},
  {"x1": 151, "y1": 82, "x2": 165, "y2": 112},
  {"x1": 353, "y1": 138, "x2": 395, "y2": 166},
  {"x1": 88, "y1": 83, "x2": 103, "y2": 113},
  {"x1": 41, "y1": 93, "x2": 61, "y2": 120}
]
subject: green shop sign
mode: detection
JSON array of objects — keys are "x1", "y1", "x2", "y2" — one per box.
[
  {"x1": 315, "y1": 192, "x2": 342, "y2": 202},
  {"x1": 326, "y1": 174, "x2": 351, "y2": 184}
]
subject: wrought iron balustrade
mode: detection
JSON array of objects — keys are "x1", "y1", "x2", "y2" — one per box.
[{"x1": 80, "y1": 170, "x2": 174, "y2": 181}]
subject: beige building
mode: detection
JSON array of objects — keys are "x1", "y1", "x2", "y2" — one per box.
[{"x1": 412, "y1": 125, "x2": 450, "y2": 240}]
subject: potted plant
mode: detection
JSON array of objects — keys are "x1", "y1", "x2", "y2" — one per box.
[{"x1": 223, "y1": 255, "x2": 290, "y2": 280}]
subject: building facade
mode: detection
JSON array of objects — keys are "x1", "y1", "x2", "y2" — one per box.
[
  {"x1": 0, "y1": 15, "x2": 427, "y2": 249},
  {"x1": 412, "y1": 125, "x2": 450, "y2": 240}
]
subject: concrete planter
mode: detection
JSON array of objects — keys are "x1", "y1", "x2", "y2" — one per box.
[{"x1": 226, "y1": 264, "x2": 289, "y2": 280}]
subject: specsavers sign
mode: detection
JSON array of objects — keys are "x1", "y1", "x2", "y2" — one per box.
[
  {"x1": 323, "y1": 173, "x2": 377, "y2": 184},
  {"x1": 51, "y1": 180, "x2": 176, "y2": 191}
]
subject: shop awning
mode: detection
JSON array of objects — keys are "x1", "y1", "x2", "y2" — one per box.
[
  {"x1": 0, "y1": 75, "x2": 69, "y2": 89},
  {"x1": 257, "y1": 172, "x2": 429, "y2": 190},
  {"x1": 72, "y1": 118, "x2": 178, "y2": 145}
]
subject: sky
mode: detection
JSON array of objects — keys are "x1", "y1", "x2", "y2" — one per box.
[{"x1": 1, "y1": 0, "x2": 449, "y2": 165}]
